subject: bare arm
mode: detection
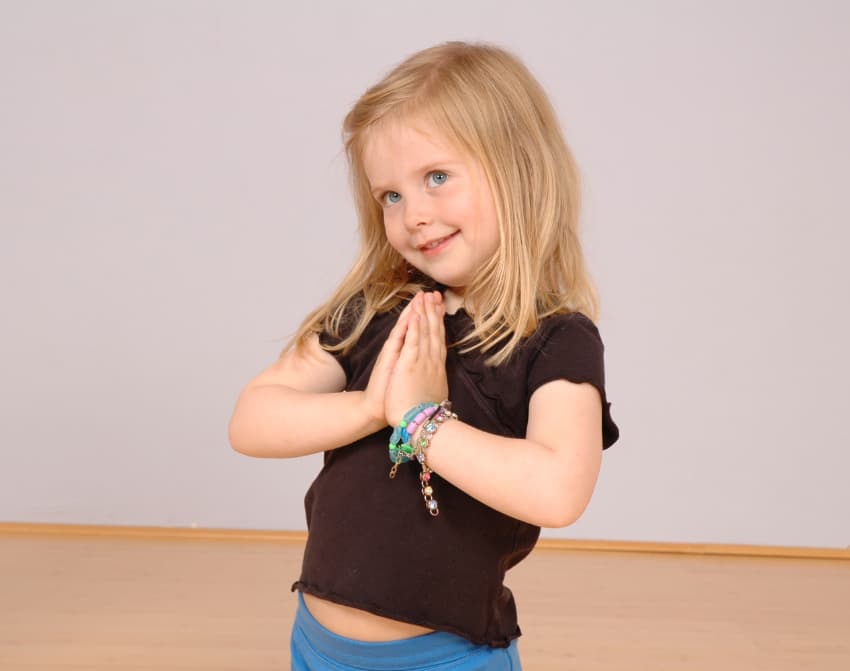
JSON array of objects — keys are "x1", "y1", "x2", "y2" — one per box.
[
  {"x1": 387, "y1": 292, "x2": 603, "y2": 528},
  {"x1": 421, "y1": 380, "x2": 602, "y2": 528},
  {"x1": 229, "y1": 303, "x2": 413, "y2": 458}
]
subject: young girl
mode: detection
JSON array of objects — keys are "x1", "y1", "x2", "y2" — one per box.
[{"x1": 229, "y1": 41, "x2": 619, "y2": 670}]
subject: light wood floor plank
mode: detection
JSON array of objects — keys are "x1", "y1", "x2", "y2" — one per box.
[{"x1": 1, "y1": 534, "x2": 847, "y2": 670}]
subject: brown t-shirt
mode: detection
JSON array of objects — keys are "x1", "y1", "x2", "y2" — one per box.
[{"x1": 291, "y1": 302, "x2": 620, "y2": 648}]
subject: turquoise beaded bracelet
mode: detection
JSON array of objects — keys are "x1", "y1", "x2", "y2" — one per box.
[{"x1": 388, "y1": 403, "x2": 440, "y2": 477}]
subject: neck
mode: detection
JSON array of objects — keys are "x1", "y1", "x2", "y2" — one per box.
[{"x1": 443, "y1": 288, "x2": 465, "y2": 315}]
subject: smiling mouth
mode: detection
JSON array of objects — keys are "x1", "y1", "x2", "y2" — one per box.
[{"x1": 419, "y1": 232, "x2": 457, "y2": 251}]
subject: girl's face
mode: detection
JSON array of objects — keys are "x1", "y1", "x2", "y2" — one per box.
[{"x1": 362, "y1": 117, "x2": 500, "y2": 296}]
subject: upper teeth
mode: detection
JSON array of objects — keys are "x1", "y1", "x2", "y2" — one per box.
[{"x1": 424, "y1": 236, "x2": 448, "y2": 249}]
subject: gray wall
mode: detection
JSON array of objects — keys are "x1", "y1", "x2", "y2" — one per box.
[{"x1": 2, "y1": 1, "x2": 848, "y2": 548}]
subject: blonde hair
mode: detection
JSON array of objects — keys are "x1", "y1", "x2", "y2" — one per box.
[{"x1": 291, "y1": 40, "x2": 600, "y2": 365}]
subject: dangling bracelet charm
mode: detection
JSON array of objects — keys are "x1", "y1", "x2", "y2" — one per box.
[{"x1": 412, "y1": 400, "x2": 458, "y2": 517}]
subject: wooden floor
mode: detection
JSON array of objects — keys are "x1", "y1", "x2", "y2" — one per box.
[{"x1": 1, "y1": 533, "x2": 848, "y2": 670}]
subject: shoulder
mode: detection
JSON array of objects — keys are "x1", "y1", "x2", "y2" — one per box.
[
  {"x1": 319, "y1": 296, "x2": 405, "y2": 386},
  {"x1": 319, "y1": 293, "x2": 402, "y2": 349},
  {"x1": 250, "y1": 332, "x2": 347, "y2": 395},
  {"x1": 318, "y1": 293, "x2": 367, "y2": 348},
  {"x1": 535, "y1": 311, "x2": 600, "y2": 338},
  {"x1": 520, "y1": 311, "x2": 607, "y2": 398},
  {"x1": 522, "y1": 311, "x2": 603, "y2": 359},
  {"x1": 525, "y1": 312, "x2": 620, "y2": 449}
]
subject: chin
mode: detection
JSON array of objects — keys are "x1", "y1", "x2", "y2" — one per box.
[
  {"x1": 424, "y1": 277, "x2": 465, "y2": 292},
  {"x1": 406, "y1": 260, "x2": 472, "y2": 291}
]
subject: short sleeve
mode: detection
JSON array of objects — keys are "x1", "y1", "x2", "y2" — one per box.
[
  {"x1": 527, "y1": 313, "x2": 620, "y2": 449},
  {"x1": 317, "y1": 296, "x2": 365, "y2": 383},
  {"x1": 317, "y1": 328, "x2": 351, "y2": 381}
]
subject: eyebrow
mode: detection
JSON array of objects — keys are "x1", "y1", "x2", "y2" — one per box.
[{"x1": 369, "y1": 160, "x2": 463, "y2": 197}]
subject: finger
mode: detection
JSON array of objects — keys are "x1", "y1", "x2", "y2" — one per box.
[
  {"x1": 392, "y1": 298, "x2": 416, "y2": 332},
  {"x1": 375, "y1": 298, "x2": 418, "y2": 374},
  {"x1": 400, "y1": 307, "x2": 421, "y2": 364},
  {"x1": 397, "y1": 294, "x2": 417, "y2": 318},
  {"x1": 390, "y1": 292, "x2": 421, "y2": 336},
  {"x1": 432, "y1": 292, "x2": 447, "y2": 361},
  {"x1": 372, "y1": 334, "x2": 401, "y2": 382},
  {"x1": 417, "y1": 293, "x2": 433, "y2": 360},
  {"x1": 382, "y1": 309, "x2": 410, "y2": 359},
  {"x1": 425, "y1": 292, "x2": 444, "y2": 359}
]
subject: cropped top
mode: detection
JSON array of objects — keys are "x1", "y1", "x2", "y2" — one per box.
[{"x1": 291, "y1": 301, "x2": 620, "y2": 648}]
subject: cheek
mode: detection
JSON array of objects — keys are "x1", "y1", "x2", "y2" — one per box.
[
  {"x1": 480, "y1": 223, "x2": 500, "y2": 258},
  {"x1": 383, "y1": 215, "x2": 405, "y2": 252},
  {"x1": 469, "y1": 198, "x2": 500, "y2": 250}
]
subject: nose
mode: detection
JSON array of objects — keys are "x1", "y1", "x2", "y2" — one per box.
[{"x1": 403, "y1": 192, "x2": 433, "y2": 230}]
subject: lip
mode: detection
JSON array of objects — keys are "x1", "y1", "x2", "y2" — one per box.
[{"x1": 417, "y1": 231, "x2": 458, "y2": 256}]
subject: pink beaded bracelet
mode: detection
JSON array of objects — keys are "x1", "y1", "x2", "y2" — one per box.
[{"x1": 405, "y1": 405, "x2": 441, "y2": 444}]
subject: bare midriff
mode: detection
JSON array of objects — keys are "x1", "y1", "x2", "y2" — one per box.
[{"x1": 302, "y1": 593, "x2": 436, "y2": 642}]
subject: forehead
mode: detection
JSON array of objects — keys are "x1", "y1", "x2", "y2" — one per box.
[{"x1": 362, "y1": 117, "x2": 463, "y2": 177}]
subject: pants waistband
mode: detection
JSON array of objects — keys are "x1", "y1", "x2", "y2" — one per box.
[{"x1": 293, "y1": 590, "x2": 494, "y2": 669}]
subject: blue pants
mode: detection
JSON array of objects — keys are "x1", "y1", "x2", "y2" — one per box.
[{"x1": 290, "y1": 591, "x2": 522, "y2": 670}]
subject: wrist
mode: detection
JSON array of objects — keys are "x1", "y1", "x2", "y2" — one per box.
[
  {"x1": 357, "y1": 391, "x2": 389, "y2": 433},
  {"x1": 387, "y1": 397, "x2": 443, "y2": 427},
  {"x1": 411, "y1": 402, "x2": 457, "y2": 455}
]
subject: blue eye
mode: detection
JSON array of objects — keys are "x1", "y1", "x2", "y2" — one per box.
[
  {"x1": 383, "y1": 191, "x2": 401, "y2": 205},
  {"x1": 428, "y1": 171, "x2": 448, "y2": 186}
]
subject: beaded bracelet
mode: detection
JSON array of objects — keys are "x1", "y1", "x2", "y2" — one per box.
[
  {"x1": 388, "y1": 403, "x2": 440, "y2": 479},
  {"x1": 387, "y1": 401, "x2": 458, "y2": 517},
  {"x1": 411, "y1": 401, "x2": 458, "y2": 517}
]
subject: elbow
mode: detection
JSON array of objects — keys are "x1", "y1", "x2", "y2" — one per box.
[
  {"x1": 537, "y1": 443, "x2": 601, "y2": 528},
  {"x1": 536, "y1": 482, "x2": 593, "y2": 529},
  {"x1": 228, "y1": 411, "x2": 259, "y2": 458},
  {"x1": 540, "y1": 501, "x2": 588, "y2": 529},
  {"x1": 228, "y1": 389, "x2": 253, "y2": 456},
  {"x1": 228, "y1": 389, "x2": 276, "y2": 458},
  {"x1": 228, "y1": 416, "x2": 248, "y2": 456},
  {"x1": 228, "y1": 407, "x2": 298, "y2": 459}
]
